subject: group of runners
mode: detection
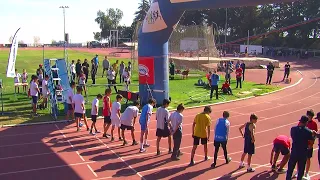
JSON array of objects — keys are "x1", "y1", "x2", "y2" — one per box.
[{"x1": 65, "y1": 81, "x2": 319, "y2": 179}]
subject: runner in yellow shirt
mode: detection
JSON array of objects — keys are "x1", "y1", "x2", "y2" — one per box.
[{"x1": 189, "y1": 106, "x2": 212, "y2": 166}]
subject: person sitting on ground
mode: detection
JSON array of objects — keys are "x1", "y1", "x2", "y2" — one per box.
[
  {"x1": 270, "y1": 135, "x2": 291, "y2": 174},
  {"x1": 221, "y1": 81, "x2": 232, "y2": 95}
]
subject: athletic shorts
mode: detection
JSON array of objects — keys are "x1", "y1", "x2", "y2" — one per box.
[
  {"x1": 67, "y1": 104, "x2": 73, "y2": 111},
  {"x1": 273, "y1": 143, "x2": 290, "y2": 155},
  {"x1": 32, "y1": 96, "x2": 38, "y2": 104},
  {"x1": 140, "y1": 124, "x2": 147, "y2": 131},
  {"x1": 120, "y1": 124, "x2": 134, "y2": 131},
  {"x1": 91, "y1": 115, "x2": 97, "y2": 122},
  {"x1": 193, "y1": 136, "x2": 208, "y2": 145},
  {"x1": 111, "y1": 117, "x2": 121, "y2": 127},
  {"x1": 156, "y1": 128, "x2": 170, "y2": 138},
  {"x1": 244, "y1": 140, "x2": 255, "y2": 155},
  {"x1": 104, "y1": 116, "x2": 111, "y2": 124},
  {"x1": 307, "y1": 148, "x2": 313, "y2": 158},
  {"x1": 74, "y1": 113, "x2": 83, "y2": 118}
]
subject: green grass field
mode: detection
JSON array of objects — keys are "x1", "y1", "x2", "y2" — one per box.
[{"x1": 0, "y1": 49, "x2": 279, "y2": 126}]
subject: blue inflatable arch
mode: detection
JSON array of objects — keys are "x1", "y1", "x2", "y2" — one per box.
[{"x1": 138, "y1": 0, "x2": 295, "y2": 104}]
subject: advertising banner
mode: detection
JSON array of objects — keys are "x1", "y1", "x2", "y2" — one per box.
[{"x1": 138, "y1": 57, "x2": 155, "y2": 85}]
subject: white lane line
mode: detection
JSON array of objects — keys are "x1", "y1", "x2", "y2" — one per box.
[
  {"x1": 76, "y1": 151, "x2": 85, "y2": 162},
  {"x1": 95, "y1": 137, "x2": 146, "y2": 180},
  {"x1": 87, "y1": 164, "x2": 98, "y2": 177}
]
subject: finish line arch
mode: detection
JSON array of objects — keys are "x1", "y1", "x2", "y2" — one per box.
[{"x1": 138, "y1": 0, "x2": 295, "y2": 104}]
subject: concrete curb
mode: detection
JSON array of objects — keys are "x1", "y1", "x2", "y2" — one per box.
[{"x1": 1, "y1": 70, "x2": 303, "y2": 128}]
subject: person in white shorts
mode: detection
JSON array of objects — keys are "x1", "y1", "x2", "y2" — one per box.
[
  {"x1": 72, "y1": 86, "x2": 89, "y2": 131},
  {"x1": 14, "y1": 69, "x2": 21, "y2": 94},
  {"x1": 30, "y1": 76, "x2": 40, "y2": 116},
  {"x1": 120, "y1": 101, "x2": 140, "y2": 146},
  {"x1": 41, "y1": 75, "x2": 49, "y2": 109},
  {"x1": 122, "y1": 67, "x2": 131, "y2": 91},
  {"x1": 90, "y1": 94, "x2": 103, "y2": 135},
  {"x1": 111, "y1": 94, "x2": 123, "y2": 141},
  {"x1": 156, "y1": 99, "x2": 172, "y2": 155},
  {"x1": 79, "y1": 71, "x2": 87, "y2": 96}
]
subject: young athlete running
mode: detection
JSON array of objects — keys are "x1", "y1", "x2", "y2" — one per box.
[
  {"x1": 139, "y1": 98, "x2": 156, "y2": 153},
  {"x1": 169, "y1": 103, "x2": 185, "y2": 161},
  {"x1": 156, "y1": 99, "x2": 172, "y2": 155},
  {"x1": 102, "y1": 89, "x2": 112, "y2": 138},
  {"x1": 239, "y1": 114, "x2": 258, "y2": 172},
  {"x1": 90, "y1": 94, "x2": 103, "y2": 135},
  {"x1": 211, "y1": 111, "x2": 232, "y2": 168},
  {"x1": 111, "y1": 94, "x2": 123, "y2": 141},
  {"x1": 189, "y1": 106, "x2": 212, "y2": 166},
  {"x1": 120, "y1": 101, "x2": 140, "y2": 146},
  {"x1": 270, "y1": 135, "x2": 291, "y2": 174}
]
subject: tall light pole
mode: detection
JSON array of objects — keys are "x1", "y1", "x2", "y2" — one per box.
[
  {"x1": 59, "y1": 6, "x2": 69, "y2": 62},
  {"x1": 224, "y1": 8, "x2": 228, "y2": 44}
]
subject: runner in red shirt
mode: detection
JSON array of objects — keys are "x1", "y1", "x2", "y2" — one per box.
[
  {"x1": 236, "y1": 67, "x2": 243, "y2": 88},
  {"x1": 270, "y1": 135, "x2": 291, "y2": 174},
  {"x1": 294, "y1": 110, "x2": 318, "y2": 178},
  {"x1": 102, "y1": 89, "x2": 112, "y2": 138}
]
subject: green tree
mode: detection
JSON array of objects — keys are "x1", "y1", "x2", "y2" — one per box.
[{"x1": 94, "y1": 8, "x2": 123, "y2": 40}]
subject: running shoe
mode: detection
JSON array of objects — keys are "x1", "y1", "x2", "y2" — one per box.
[
  {"x1": 189, "y1": 160, "x2": 195, "y2": 166},
  {"x1": 247, "y1": 168, "x2": 255, "y2": 172},
  {"x1": 276, "y1": 168, "x2": 287, "y2": 174},
  {"x1": 157, "y1": 150, "x2": 161, "y2": 156},
  {"x1": 143, "y1": 144, "x2": 150, "y2": 148},
  {"x1": 111, "y1": 137, "x2": 115, "y2": 141},
  {"x1": 211, "y1": 163, "x2": 216, "y2": 168},
  {"x1": 122, "y1": 141, "x2": 128, "y2": 146},
  {"x1": 119, "y1": 137, "x2": 123, "y2": 141},
  {"x1": 226, "y1": 157, "x2": 232, "y2": 164},
  {"x1": 168, "y1": 149, "x2": 172, "y2": 154},
  {"x1": 239, "y1": 163, "x2": 245, "y2": 169},
  {"x1": 139, "y1": 148, "x2": 146, "y2": 153},
  {"x1": 95, "y1": 131, "x2": 101, "y2": 134},
  {"x1": 132, "y1": 141, "x2": 138, "y2": 146},
  {"x1": 271, "y1": 164, "x2": 277, "y2": 171}
]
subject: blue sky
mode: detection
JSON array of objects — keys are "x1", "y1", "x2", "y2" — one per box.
[{"x1": 0, "y1": 0, "x2": 140, "y2": 44}]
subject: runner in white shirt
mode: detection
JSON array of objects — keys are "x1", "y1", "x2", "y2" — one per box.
[
  {"x1": 90, "y1": 94, "x2": 103, "y2": 135},
  {"x1": 40, "y1": 75, "x2": 49, "y2": 109},
  {"x1": 14, "y1": 69, "x2": 21, "y2": 94},
  {"x1": 30, "y1": 76, "x2": 40, "y2": 116},
  {"x1": 66, "y1": 82, "x2": 76, "y2": 121},
  {"x1": 110, "y1": 94, "x2": 123, "y2": 141},
  {"x1": 120, "y1": 101, "x2": 140, "y2": 146},
  {"x1": 72, "y1": 86, "x2": 89, "y2": 131},
  {"x1": 168, "y1": 104, "x2": 185, "y2": 160},
  {"x1": 107, "y1": 68, "x2": 117, "y2": 93},
  {"x1": 156, "y1": 99, "x2": 172, "y2": 155},
  {"x1": 78, "y1": 71, "x2": 87, "y2": 97}
]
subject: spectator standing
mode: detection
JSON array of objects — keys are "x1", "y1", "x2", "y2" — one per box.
[
  {"x1": 14, "y1": 69, "x2": 21, "y2": 93},
  {"x1": 75, "y1": 59, "x2": 82, "y2": 82},
  {"x1": 36, "y1": 64, "x2": 45, "y2": 76},
  {"x1": 169, "y1": 60, "x2": 175, "y2": 80},
  {"x1": 282, "y1": 62, "x2": 290, "y2": 81},
  {"x1": 112, "y1": 60, "x2": 119, "y2": 82},
  {"x1": 93, "y1": 54, "x2": 99, "y2": 75},
  {"x1": 240, "y1": 61, "x2": 246, "y2": 81},
  {"x1": 91, "y1": 60, "x2": 97, "y2": 84},
  {"x1": 286, "y1": 116, "x2": 316, "y2": 180},
  {"x1": 82, "y1": 59, "x2": 89, "y2": 83},
  {"x1": 102, "y1": 56, "x2": 110, "y2": 77},
  {"x1": 30, "y1": 76, "x2": 40, "y2": 116},
  {"x1": 70, "y1": 60, "x2": 76, "y2": 82},
  {"x1": 107, "y1": 68, "x2": 117, "y2": 93},
  {"x1": 128, "y1": 61, "x2": 132, "y2": 72},
  {"x1": 236, "y1": 66, "x2": 243, "y2": 88},
  {"x1": 210, "y1": 70, "x2": 220, "y2": 100},
  {"x1": 119, "y1": 61, "x2": 125, "y2": 83},
  {"x1": 21, "y1": 69, "x2": 28, "y2": 93},
  {"x1": 211, "y1": 111, "x2": 232, "y2": 168},
  {"x1": 266, "y1": 62, "x2": 274, "y2": 85}
]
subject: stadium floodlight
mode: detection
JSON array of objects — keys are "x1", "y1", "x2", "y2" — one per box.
[{"x1": 59, "y1": 6, "x2": 69, "y2": 63}]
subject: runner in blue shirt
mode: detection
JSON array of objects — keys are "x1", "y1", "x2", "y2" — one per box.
[
  {"x1": 211, "y1": 111, "x2": 232, "y2": 168},
  {"x1": 139, "y1": 98, "x2": 156, "y2": 153}
]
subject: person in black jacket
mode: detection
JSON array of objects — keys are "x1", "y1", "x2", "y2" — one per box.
[
  {"x1": 75, "y1": 59, "x2": 82, "y2": 82},
  {"x1": 282, "y1": 62, "x2": 290, "y2": 81},
  {"x1": 91, "y1": 60, "x2": 97, "y2": 84},
  {"x1": 266, "y1": 62, "x2": 274, "y2": 85},
  {"x1": 240, "y1": 61, "x2": 246, "y2": 81},
  {"x1": 82, "y1": 59, "x2": 89, "y2": 83}
]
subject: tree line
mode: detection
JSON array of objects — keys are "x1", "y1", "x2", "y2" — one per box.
[{"x1": 93, "y1": 0, "x2": 320, "y2": 49}]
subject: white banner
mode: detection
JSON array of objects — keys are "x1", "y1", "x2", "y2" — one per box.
[
  {"x1": 142, "y1": 2, "x2": 167, "y2": 33},
  {"x1": 6, "y1": 28, "x2": 21, "y2": 78}
]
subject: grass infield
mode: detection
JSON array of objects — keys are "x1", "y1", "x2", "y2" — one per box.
[{"x1": 0, "y1": 48, "x2": 279, "y2": 125}]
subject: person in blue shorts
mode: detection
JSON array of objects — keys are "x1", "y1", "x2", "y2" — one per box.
[{"x1": 139, "y1": 98, "x2": 156, "y2": 153}]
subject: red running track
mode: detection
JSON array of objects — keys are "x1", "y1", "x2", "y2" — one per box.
[{"x1": 0, "y1": 60, "x2": 320, "y2": 180}]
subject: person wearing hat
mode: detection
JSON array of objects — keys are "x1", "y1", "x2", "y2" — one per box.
[{"x1": 286, "y1": 115, "x2": 316, "y2": 180}]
